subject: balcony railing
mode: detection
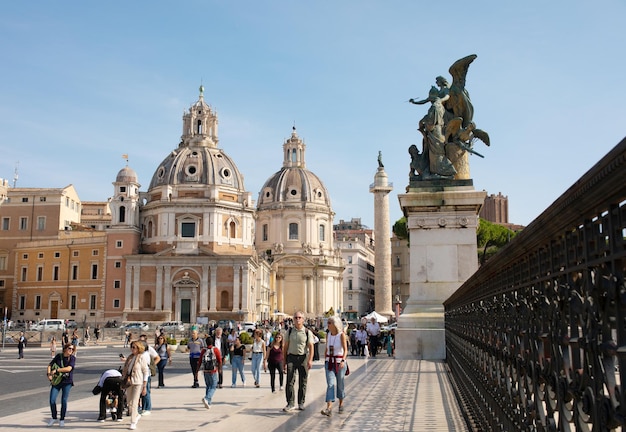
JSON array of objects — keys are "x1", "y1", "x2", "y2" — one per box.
[{"x1": 444, "y1": 137, "x2": 626, "y2": 431}]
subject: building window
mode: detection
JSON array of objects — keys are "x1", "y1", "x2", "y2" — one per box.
[
  {"x1": 262, "y1": 224, "x2": 268, "y2": 242},
  {"x1": 348, "y1": 256, "x2": 353, "y2": 264},
  {"x1": 113, "y1": 299, "x2": 120, "y2": 308},
  {"x1": 395, "y1": 255, "x2": 401, "y2": 266},
  {"x1": 73, "y1": 250, "x2": 79, "y2": 257},
  {"x1": 119, "y1": 206, "x2": 126, "y2": 223},
  {"x1": 21, "y1": 267, "x2": 27, "y2": 282},
  {"x1": 288, "y1": 223, "x2": 298, "y2": 240},
  {"x1": 348, "y1": 294, "x2": 353, "y2": 300},
  {"x1": 1, "y1": 218, "x2": 8, "y2": 230},
  {"x1": 38, "y1": 253, "x2": 44, "y2": 259},
  {"x1": 91, "y1": 264, "x2": 98, "y2": 279},
  {"x1": 22, "y1": 254, "x2": 28, "y2": 260},
  {"x1": 70, "y1": 295, "x2": 77, "y2": 310},
  {"x1": 0, "y1": 279, "x2": 4, "y2": 288},
  {"x1": 54, "y1": 251, "x2": 60, "y2": 258},
  {"x1": 348, "y1": 279, "x2": 353, "y2": 290},
  {"x1": 37, "y1": 266, "x2": 43, "y2": 281},
  {"x1": 92, "y1": 249, "x2": 99, "y2": 256},
  {"x1": 90, "y1": 295, "x2": 97, "y2": 310},
  {"x1": 319, "y1": 224, "x2": 325, "y2": 242},
  {"x1": 348, "y1": 268, "x2": 352, "y2": 274},
  {"x1": 66, "y1": 197, "x2": 69, "y2": 207},
  {"x1": 120, "y1": 186, "x2": 126, "y2": 193},
  {"x1": 22, "y1": 197, "x2": 28, "y2": 203},
  {"x1": 19, "y1": 217, "x2": 28, "y2": 230},
  {"x1": 181, "y1": 222, "x2": 195, "y2": 238},
  {"x1": 229, "y1": 221, "x2": 236, "y2": 238},
  {"x1": 116, "y1": 241, "x2": 123, "y2": 248},
  {"x1": 114, "y1": 280, "x2": 121, "y2": 289},
  {"x1": 72, "y1": 265, "x2": 78, "y2": 280},
  {"x1": 0, "y1": 255, "x2": 7, "y2": 271},
  {"x1": 115, "y1": 261, "x2": 121, "y2": 268},
  {"x1": 37, "y1": 216, "x2": 46, "y2": 230},
  {"x1": 19, "y1": 295, "x2": 25, "y2": 310},
  {"x1": 53, "y1": 265, "x2": 60, "y2": 281},
  {"x1": 40, "y1": 196, "x2": 46, "y2": 202},
  {"x1": 35, "y1": 295, "x2": 41, "y2": 309}
]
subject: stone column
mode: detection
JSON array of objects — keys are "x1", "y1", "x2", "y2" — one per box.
[
  {"x1": 369, "y1": 165, "x2": 394, "y2": 317},
  {"x1": 396, "y1": 185, "x2": 485, "y2": 359}
]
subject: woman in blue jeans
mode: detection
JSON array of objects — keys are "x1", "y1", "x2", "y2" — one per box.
[
  {"x1": 46, "y1": 344, "x2": 76, "y2": 427},
  {"x1": 154, "y1": 336, "x2": 171, "y2": 387},
  {"x1": 250, "y1": 329, "x2": 267, "y2": 387},
  {"x1": 230, "y1": 336, "x2": 246, "y2": 387},
  {"x1": 321, "y1": 317, "x2": 348, "y2": 417}
]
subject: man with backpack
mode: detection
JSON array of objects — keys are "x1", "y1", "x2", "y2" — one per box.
[
  {"x1": 198, "y1": 336, "x2": 222, "y2": 409},
  {"x1": 282, "y1": 311, "x2": 314, "y2": 412}
]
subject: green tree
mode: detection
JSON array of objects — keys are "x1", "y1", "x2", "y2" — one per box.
[
  {"x1": 477, "y1": 218, "x2": 517, "y2": 264},
  {"x1": 392, "y1": 217, "x2": 408, "y2": 241}
]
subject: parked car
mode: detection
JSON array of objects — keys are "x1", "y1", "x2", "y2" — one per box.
[
  {"x1": 217, "y1": 319, "x2": 236, "y2": 330},
  {"x1": 65, "y1": 320, "x2": 78, "y2": 329},
  {"x1": 124, "y1": 322, "x2": 149, "y2": 331},
  {"x1": 241, "y1": 322, "x2": 257, "y2": 334},
  {"x1": 32, "y1": 319, "x2": 66, "y2": 331},
  {"x1": 160, "y1": 321, "x2": 185, "y2": 332}
]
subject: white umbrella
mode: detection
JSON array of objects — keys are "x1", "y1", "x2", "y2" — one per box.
[{"x1": 364, "y1": 311, "x2": 389, "y2": 323}]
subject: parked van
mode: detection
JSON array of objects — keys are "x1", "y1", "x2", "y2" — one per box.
[{"x1": 32, "y1": 319, "x2": 65, "y2": 331}]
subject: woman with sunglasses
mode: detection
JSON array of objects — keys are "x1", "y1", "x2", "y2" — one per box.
[
  {"x1": 122, "y1": 342, "x2": 149, "y2": 430},
  {"x1": 46, "y1": 343, "x2": 76, "y2": 427},
  {"x1": 267, "y1": 332, "x2": 284, "y2": 393},
  {"x1": 154, "y1": 335, "x2": 171, "y2": 388}
]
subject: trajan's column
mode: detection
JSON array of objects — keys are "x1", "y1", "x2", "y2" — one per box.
[
  {"x1": 370, "y1": 152, "x2": 394, "y2": 317},
  {"x1": 395, "y1": 54, "x2": 489, "y2": 359}
]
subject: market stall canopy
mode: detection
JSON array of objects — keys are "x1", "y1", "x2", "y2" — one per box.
[{"x1": 364, "y1": 311, "x2": 389, "y2": 323}]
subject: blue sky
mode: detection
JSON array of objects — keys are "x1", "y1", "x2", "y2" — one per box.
[{"x1": 1, "y1": 1, "x2": 625, "y2": 229}]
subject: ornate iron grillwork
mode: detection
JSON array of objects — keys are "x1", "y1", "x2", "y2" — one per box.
[{"x1": 445, "y1": 138, "x2": 626, "y2": 431}]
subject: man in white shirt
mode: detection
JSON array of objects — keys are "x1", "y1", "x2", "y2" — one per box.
[{"x1": 366, "y1": 317, "x2": 381, "y2": 358}]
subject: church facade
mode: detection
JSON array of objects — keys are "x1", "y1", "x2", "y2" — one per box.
[{"x1": 1, "y1": 88, "x2": 343, "y2": 324}]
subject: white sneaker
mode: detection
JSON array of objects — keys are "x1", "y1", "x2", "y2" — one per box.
[
  {"x1": 59, "y1": 420, "x2": 65, "y2": 427},
  {"x1": 202, "y1": 398, "x2": 210, "y2": 409},
  {"x1": 141, "y1": 410, "x2": 151, "y2": 415},
  {"x1": 47, "y1": 419, "x2": 57, "y2": 427},
  {"x1": 279, "y1": 386, "x2": 284, "y2": 391},
  {"x1": 129, "y1": 423, "x2": 137, "y2": 430}
]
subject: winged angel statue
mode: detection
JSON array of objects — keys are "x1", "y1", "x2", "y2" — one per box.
[{"x1": 408, "y1": 54, "x2": 490, "y2": 180}]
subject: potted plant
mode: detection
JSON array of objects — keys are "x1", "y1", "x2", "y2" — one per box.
[
  {"x1": 177, "y1": 338, "x2": 189, "y2": 353},
  {"x1": 166, "y1": 337, "x2": 178, "y2": 352}
]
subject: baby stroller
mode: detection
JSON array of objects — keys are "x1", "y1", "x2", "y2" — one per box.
[{"x1": 95, "y1": 368, "x2": 127, "y2": 422}]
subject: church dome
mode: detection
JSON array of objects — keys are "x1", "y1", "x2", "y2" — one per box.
[
  {"x1": 116, "y1": 166, "x2": 138, "y2": 183},
  {"x1": 257, "y1": 128, "x2": 331, "y2": 210},
  {"x1": 147, "y1": 86, "x2": 245, "y2": 192}
]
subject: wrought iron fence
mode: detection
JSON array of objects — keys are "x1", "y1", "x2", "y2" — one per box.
[{"x1": 444, "y1": 137, "x2": 626, "y2": 431}]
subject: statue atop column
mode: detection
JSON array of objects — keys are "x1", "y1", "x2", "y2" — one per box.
[{"x1": 408, "y1": 54, "x2": 490, "y2": 181}]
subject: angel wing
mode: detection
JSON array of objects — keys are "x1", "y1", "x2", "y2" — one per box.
[
  {"x1": 473, "y1": 129, "x2": 490, "y2": 147},
  {"x1": 447, "y1": 54, "x2": 477, "y2": 127}
]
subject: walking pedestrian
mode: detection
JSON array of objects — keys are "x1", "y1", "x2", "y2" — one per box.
[
  {"x1": 212, "y1": 327, "x2": 228, "y2": 388},
  {"x1": 50, "y1": 336, "x2": 57, "y2": 358},
  {"x1": 320, "y1": 317, "x2": 348, "y2": 417},
  {"x1": 124, "y1": 330, "x2": 131, "y2": 348},
  {"x1": 355, "y1": 325, "x2": 367, "y2": 357},
  {"x1": 18, "y1": 331, "x2": 26, "y2": 359},
  {"x1": 121, "y1": 341, "x2": 149, "y2": 431},
  {"x1": 138, "y1": 334, "x2": 160, "y2": 415},
  {"x1": 230, "y1": 336, "x2": 246, "y2": 387},
  {"x1": 267, "y1": 332, "x2": 284, "y2": 393},
  {"x1": 154, "y1": 335, "x2": 171, "y2": 388},
  {"x1": 187, "y1": 328, "x2": 205, "y2": 388},
  {"x1": 250, "y1": 329, "x2": 266, "y2": 388},
  {"x1": 199, "y1": 336, "x2": 222, "y2": 409},
  {"x1": 282, "y1": 311, "x2": 314, "y2": 412},
  {"x1": 94, "y1": 325, "x2": 100, "y2": 345},
  {"x1": 46, "y1": 343, "x2": 76, "y2": 427},
  {"x1": 366, "y1": 317, "x2": 381, "y2": 358}
]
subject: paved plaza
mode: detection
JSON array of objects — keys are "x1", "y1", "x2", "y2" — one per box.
[{"x1": 1, "y1": 345, "x2": 468, "y2": 431}]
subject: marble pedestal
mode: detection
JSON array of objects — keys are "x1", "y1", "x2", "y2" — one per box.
[{"x1": 395, "y1": 184, "x2": 485, "y2": 359}]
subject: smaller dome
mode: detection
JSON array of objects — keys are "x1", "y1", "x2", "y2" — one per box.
[{"x1": 116, "y1": 166, "x2": 138, "y2": 183}]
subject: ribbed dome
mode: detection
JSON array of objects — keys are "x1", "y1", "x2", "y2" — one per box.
[
  {"x1": 148, "y1": 145, "x2": 245, "y2": 191},
  {"x1": 257, "y1": 128, "x2": 331, "y2": 209},
  {"x1": 147, "y1": 87, "x2": 245, "y2": 192},
  {"x1": 116, "y1": 166, "x2": 138, "y2": 183}
]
